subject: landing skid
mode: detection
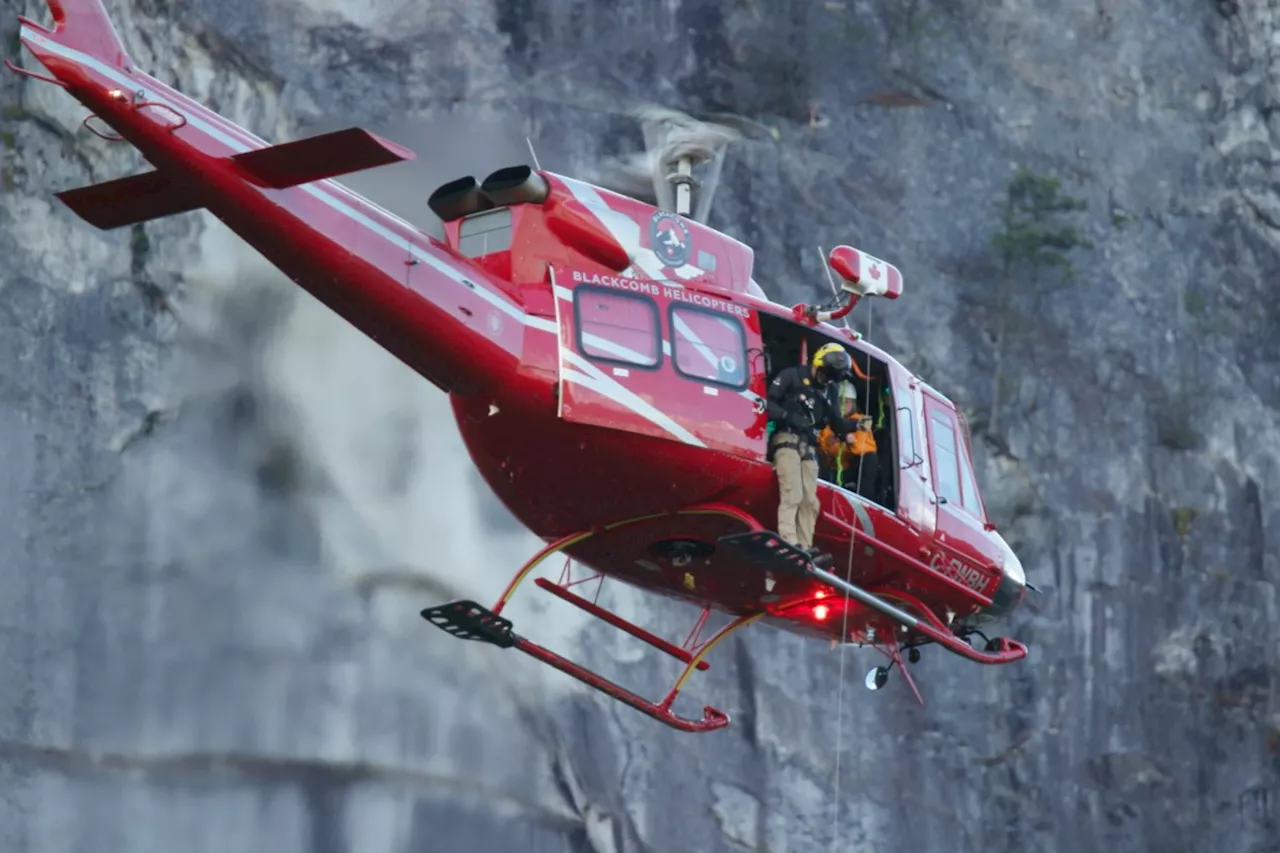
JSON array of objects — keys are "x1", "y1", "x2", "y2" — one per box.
[
  {"x1": 420, "y1": 502, "x2": 768, "y2": 734},
  {"x1": 421, "y1": 511, "x2": 1028, "y2": 732},
  {"x1": 421, "y1": 597, "x2": 755, "y2": 732},
  {"x1": 717, "y1": 530, "x2": 1029, "y2": 668}
]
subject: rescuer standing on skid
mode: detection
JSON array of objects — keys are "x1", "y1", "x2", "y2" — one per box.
[{"x1": 766, "y1": 343, "x2": 861, "y2": 567}]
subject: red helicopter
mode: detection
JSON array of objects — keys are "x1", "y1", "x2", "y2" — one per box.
[{"x1": 9, "y1": 0, "x2": 1032, "y2": 734}]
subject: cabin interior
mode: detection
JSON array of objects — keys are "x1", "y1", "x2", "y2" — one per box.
[{"x1": 757, "y1": 312, "x2": 898, "y2": 513}]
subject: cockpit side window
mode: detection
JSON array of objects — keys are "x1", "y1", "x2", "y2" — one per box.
[
  {"x1": 955, "y1": 437, "x2": 982, "y2": 519},
  {"x1": 928, "y1": 411, "x2": 963, "y2": 507}
]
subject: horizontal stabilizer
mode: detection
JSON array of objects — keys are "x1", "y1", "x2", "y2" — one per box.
[
  {"x1": 231, "y1": 126, "x2": 416, "y2": 189},
  {"x1": 56, "y1": 169, "x2": 202, "y2": 230}
]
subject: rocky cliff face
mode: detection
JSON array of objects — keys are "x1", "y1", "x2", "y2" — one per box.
[{"x1": 2, "y1": 0, "x2": 1278, "y2": 851}]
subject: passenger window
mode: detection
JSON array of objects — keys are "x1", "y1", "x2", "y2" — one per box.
[
  {"x1": 574, "y1": 286, "x2": 660, "y2": 368},
  {"x1": 670, "y1": 305, "x2": 747, "y2": 389},
  {"x1": 929, "y1": 413, "x2": 963, "y2": 506}
]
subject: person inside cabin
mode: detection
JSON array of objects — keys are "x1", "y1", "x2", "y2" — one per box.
[
  {"x1": 816, "y1": 380, "x2": 856, "y2": 483},
  {"x1": 817, "y1": 380, "x2": 880, "y2": 501},
  {"x1": 815, "y1": 380, "x2": 847, "y2": 485},
  {"x1": 765, "y1": 342, "x2": 862, "y2": 567}
]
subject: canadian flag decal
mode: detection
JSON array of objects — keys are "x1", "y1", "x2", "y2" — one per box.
[{"x1": 864, "y1": 256, "x2": 886, "y2": 284}]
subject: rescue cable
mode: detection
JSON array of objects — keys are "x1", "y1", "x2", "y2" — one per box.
[{"x1": 818, "y1": 246, "x2": 876, "y2": 850}]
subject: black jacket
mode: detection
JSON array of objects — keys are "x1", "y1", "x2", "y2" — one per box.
[{"x1": 766, "y1": 365, "x2": 859, "y2": 443}]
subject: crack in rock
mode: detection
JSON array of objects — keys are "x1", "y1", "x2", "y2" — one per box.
[{"x1": 0, "y1": 739, "x2": 584, "y2": 832}]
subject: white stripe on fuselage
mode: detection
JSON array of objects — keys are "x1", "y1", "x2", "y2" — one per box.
[
  {"x1": 559, "y1": 359, "x2": 703, "y2": 447},
  {"x1": 19, "y1": 26, "x2": 728, "y2": 447},
  {"x1": 554, "y1": 176, "x2": 703, "y2": 284},
  {"x1": 841, "y1": 490, "x2": 877, "y2": 539}
]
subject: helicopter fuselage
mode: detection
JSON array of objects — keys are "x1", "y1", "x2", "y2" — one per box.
[
  {"x1": 424, "y1": 169, "x2": 1029, "y2": 642},
  {"x1": 14, "y1": 0, "x2": 1026, "y2": 657}
]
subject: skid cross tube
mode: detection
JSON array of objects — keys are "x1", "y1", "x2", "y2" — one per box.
[{"x1": 492, "y1": 502, "x2": 760, "y2": 616}]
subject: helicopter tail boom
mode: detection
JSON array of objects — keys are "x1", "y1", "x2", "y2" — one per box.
[{"x1": 11, "y1": 0, "x2": 524, "y2": 398}]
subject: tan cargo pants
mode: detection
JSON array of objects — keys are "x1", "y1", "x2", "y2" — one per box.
[{"x1": 771, "y1": 430, "x2": 820, "y2": 549}]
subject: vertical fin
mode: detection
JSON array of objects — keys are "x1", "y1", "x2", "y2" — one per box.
[{"x1": 26, "y1": 0, "x2": 131, "y2": 69}]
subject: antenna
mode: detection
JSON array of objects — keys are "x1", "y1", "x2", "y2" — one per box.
[
  {"x1": 818, "y1": 244, "x2": 855, "y2": 335},
  {"x1": 818, "y1": 244, "x2": 841, "y2": 305},
  {"x1": 525, "y1": 136, "x2": 542, "y2": 171}
]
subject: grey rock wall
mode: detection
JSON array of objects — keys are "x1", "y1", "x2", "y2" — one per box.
[{"x1": 1, "y1": 0, "x2": 1277, "y2": 851}]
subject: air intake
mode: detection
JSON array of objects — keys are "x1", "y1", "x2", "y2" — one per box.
[
  {"x1": 479, "y1": 165, "x2": 549, "y2": 207},
  {"x1": 428, "y1": 176, "x2": 494, "y2": 222}
]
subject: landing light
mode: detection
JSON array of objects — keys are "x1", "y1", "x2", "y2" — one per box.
[{"x1": 865, "y1": 665, "x2": 889, "y2": 690}]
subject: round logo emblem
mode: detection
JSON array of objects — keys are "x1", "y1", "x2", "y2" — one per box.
[{"x1": 650, "y1": 211, "x2": 691, "y2": 267}]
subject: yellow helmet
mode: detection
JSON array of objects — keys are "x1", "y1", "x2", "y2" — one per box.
[
  {"x1": 811, "y1": 342, "x2": 852, "y2": 384},
  {"x1": 811, "y1": 342, "x2": 845, "y2": 367}
]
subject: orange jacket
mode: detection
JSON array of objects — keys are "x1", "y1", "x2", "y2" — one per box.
[{"x1": 817, "y1": 422, "x2": 876, "y2": 470}]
